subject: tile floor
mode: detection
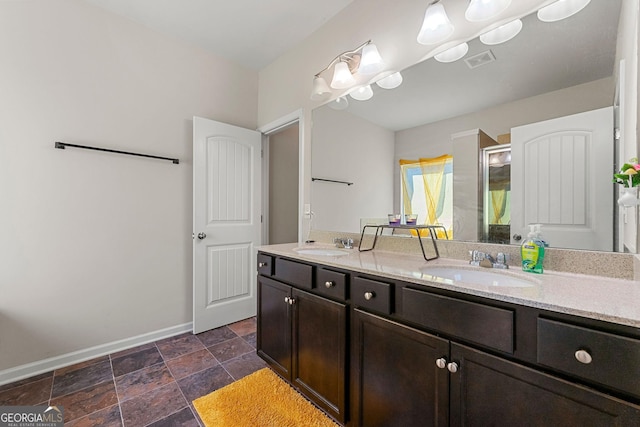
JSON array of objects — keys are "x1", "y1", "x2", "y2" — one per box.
[{"x1": 0, "y1": 317, "x2": 267, "y2": 426}]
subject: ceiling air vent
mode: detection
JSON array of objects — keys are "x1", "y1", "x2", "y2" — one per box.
[{"x1": 465, "y1": 50, "x2": 496, "y2": 69}]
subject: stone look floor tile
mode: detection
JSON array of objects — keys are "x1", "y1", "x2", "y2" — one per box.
[
  {"x1": 156, "y1": 333, "x2": 206, "y2": 360},
  {"x1": 165, "y1": 348, "x2": 218, "y2": 380},
  {"x1": 176, "y1": 365, "x2": 234, "y2": 403},
  {"x1": 195, "y1": 326, "x2": 237, "y2": 347},
  {"x1": 65, "y1": 404, "x2": 123, "y2": 427},
  {"x1": 0, "y1": 377, "x2": 53, "y2": 406},
  {"x1": 51, "y1": 359, "x2": 113, "y2": 398},
  {"x1": 50, "y1": 379, "x2": 118, "y2": 423},
  {"x1": 147, "y1": 406, "x2": 199, "y2": 427},
  {"x1": 115, "y1": 363, "x2": 174, "y2": 401},
  {"x1": 119, "y1": 382, "x2": 187, "y2": 427},
  {"x1": 207, "y1": 336, "x2": 254, "y2": 362},
  {"x1": 228, "y1": 317, "x2": 257, "y2": 337},
  {"x1": 111, "y1": 346, "x2": 164, "y2": 377},
  {"x1": 222, "y1": 352, "x2": 267, "y2": 380},
  {"x1": 1, "y1": 317, "x2": 259, "y2": 426}
]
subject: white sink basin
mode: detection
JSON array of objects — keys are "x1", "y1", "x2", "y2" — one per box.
[
  {"x1": 294, "y1": 248, "x2": 350, "y2": 256},
  {"x1": 421, "y1": 266, "x2": 535, "y2": 288}
]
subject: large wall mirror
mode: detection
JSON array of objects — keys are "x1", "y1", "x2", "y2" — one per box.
[{"x1": 311, "y1": 0, "x2": 637, "y2": 253}]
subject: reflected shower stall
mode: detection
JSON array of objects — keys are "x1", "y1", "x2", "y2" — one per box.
[{"x1": 482, "y1": 145, "x2": 511, "y2": 244}]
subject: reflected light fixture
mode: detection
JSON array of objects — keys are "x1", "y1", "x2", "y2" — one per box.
[
  {"x1": 479, "y1": 19, "x2": 523, "y2": 45},
  {"x1": 328, "y1": 96, "x2": 349, "y2": 110},
  {"x1": 376, "y1": 72, "x2": 403, "y2": 89},
  {"x1": 434, "y1": 42, "x2": 469, "y2": 63},
  {"x1": 311, "y1": 40, "x2": 386, "y2": 99},
  {"x1": 310, "y1": 76, "x2": 332, "y2": 101},
  {"x1": 417, "y1": 1, "x2": 454, "y2": 45},
  {"x1": 349, "y1": 85, "x2": 374, "y2": 101},
  {"x1": 537, "y1": 0, "x2": 591, "y2": 22},
  {"x1": 465, "y1": 0, "x2": 512, "y2": 22}
]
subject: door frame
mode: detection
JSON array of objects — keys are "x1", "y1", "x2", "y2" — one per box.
[{"x1": 258, "y1": 109, "x2": 305, "y2": 244}]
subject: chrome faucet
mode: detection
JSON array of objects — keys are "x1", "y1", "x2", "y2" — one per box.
[
  {"x1": 469, "y1": 250, "x2": 509, "y2": 269},
  {"x1": 334, "y1": 237, "x2": 354, "y2": 249}
]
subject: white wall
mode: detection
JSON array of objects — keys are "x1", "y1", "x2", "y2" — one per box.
[
  {"x1": 0, "y1": 0, "x2": 257, "y2": 375},
  {"x1": 312, "y1": 107, "x2": 394, "y2": 233}
]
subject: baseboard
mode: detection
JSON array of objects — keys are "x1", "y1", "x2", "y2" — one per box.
[{"x1": 0, "y1": 322, "x2": 193, "y2": 387}]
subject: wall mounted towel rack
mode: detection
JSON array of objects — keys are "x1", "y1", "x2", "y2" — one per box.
[
  {"x1": 312, "y1": 177, "x2": 353, "y2": 186},
  {"x1": 55, "y1": 141, "x2": 180, "y2": 164}
]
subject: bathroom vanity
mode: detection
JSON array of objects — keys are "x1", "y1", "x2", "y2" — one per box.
[{"x1": 256, "y1": 243, "x2": 640, "y2": 426}]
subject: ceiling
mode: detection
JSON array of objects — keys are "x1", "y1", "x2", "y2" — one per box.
[
  {"x1": 82, "y1": 0, "x2": 354, "y2": 70},
  {"x1": 341, "y1": 0, "x2": 622, "y2": 131}
]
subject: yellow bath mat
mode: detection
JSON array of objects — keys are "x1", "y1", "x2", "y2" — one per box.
[{"x1": 192, "y1": 367, "x2": 340, "y2": 427}]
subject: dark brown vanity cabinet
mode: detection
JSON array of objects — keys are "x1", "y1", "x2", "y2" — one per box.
[
  {"x1": 258, "y1": 253, "x2": 640, "y2": 426},
  {"x1": 351, "y1": 308, "x2": 449, "y2": 427},
  {"x1": 256, "y1": 257, "x2": 347, "y2": 424}
]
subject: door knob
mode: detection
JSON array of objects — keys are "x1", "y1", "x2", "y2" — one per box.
[
  {"x1": 325, "y1": 281, "x2": 335, "y2": 288},
  {"x1": 435, "y1": 358, "x2": 447, "y2": 369},
  {"x1": 364, "y1": 291, "x2": 375, "y2": 300},
  {"x1": 197, "y1": 232, "x2": 207, "y2": 240},
  {"x1": 447, "y1": 362, "x2": 459, "y2": 373}
]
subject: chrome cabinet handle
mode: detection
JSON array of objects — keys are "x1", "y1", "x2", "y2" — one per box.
[
  {"x1": 284, "y1": 296, "x2": 295, "y2": 305},
  {"x1": 575, "y1": 349, "x2": 593, "y2": 364},
  {"x1": 325, "y1": 281, "x2": 335, "y2": 288},
  {"x1": 197, "y1": 232, "x2": 207, "y2": 240},
  {"x1": 284, "y1": 296, "x2": 290, "y2": 304},
  {"x1": 364, "y1": 291, "x2": 375, "y2": 301},
  {"x1": 447, "y1": 362, "x2": 459, "y2": 373},
  {"x1": 258, "y1": 262, "x2": 267, "y2": 267},
  {"x1": 435, "y1": 358, "x2": 447, "y2": 369}
]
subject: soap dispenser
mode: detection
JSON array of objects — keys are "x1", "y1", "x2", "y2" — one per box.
[{"x1": 521, "y1": 224, "x2": 545, "y2": 274}]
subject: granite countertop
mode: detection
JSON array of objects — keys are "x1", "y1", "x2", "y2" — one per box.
[{"x1": 258, "y1": 242, "x2": 640, "y2": 328}]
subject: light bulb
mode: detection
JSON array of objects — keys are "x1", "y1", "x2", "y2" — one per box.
[
  {"x1": 417, "y1": 2, "x2": 454, "y2": 45},
  {"x1": 358, "y1": 44, "x2": 385, "y2": 75},
  {"x1": 465, "y1": 0, "x2": 512, "y2": 22}
]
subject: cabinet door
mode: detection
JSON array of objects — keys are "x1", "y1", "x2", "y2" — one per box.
[
  {"x1": 351, "y1": 309, "x2": 449, "y2": 427},
  {"x1": 292, "y1": 288, "x2": 347, "y2": 423},
  {"x1": 450, "y1": 343, "x2": 640, "y2": 427},
  {"x1": 257, "y1": 276, "x2": 292, "y2": 379}
]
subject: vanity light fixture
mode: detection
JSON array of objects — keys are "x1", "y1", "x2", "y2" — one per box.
[
  {"x1": 537, "y1": 0, "x2": 591, "y2": 22},
  {"x1": 310, "y1": 40, "x2": 386, "y2": 98},
  {"x1": 434, "y1": 42, "x2": 469, "y2": 63},
  {"x1": 375, "y1": 71, "x2": 403, "y2": 89},
  {"x1": 417, "y1": 1, "x2": 455, "y2": 45},
  {"x1": 311, "y1": 76, "x2": 332, "y2": 101},
  {"x1": 465, "y1": 0, "x2": 512, "y2": 22},
  {"x1": 328, "y1": 96, "x2": 349, "y2": 110},
  {"x1": 349, "y1": 85, "x2": 374, "y2": 101},
  {"x1": 479, "y1": 19, "x2": 523, "y2": 45}
]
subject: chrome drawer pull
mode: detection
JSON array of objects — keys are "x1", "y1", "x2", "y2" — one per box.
[
  {"x1": 325, "y1": 281, "x2": 335, "y2": 288},
  {"x1": 435, "y1": 358, "x2": 447, "y2": 369},
  {"x1": 447, "y1": 362, "x2": 459, "y2": 373},
  {"x1": 364, "y1": 291, "x2": 375, "y2": 300},
  {"x1": 258, "y1": 262, "x2": 267, "y2": 267},
  {"x1": 575, "y1": 349, "x2": 592, "y2": 364}
]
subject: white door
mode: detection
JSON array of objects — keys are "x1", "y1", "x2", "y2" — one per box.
[
  {"x1": 511, "y1": 107, "x2": 613, "y2": 251},
  {"x1": 193, "y1": 117, "x2": 261, "y2": 334}
]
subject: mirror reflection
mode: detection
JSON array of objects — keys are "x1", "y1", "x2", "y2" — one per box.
[{"x1": 311, "y1": 0, "x2": 635, "y2": 253}]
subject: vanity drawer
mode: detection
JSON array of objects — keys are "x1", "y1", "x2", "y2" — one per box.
[
  {"x1": 537, "y1": 318, "x2": 640, "y2": 399},
  {"x1": 315, "y1": 268, "x2": 348, "y2": 302},
  {"x1": 257, "y1": 253, "x2": 274, "y2": 276},
  {"x1": 352, "y1": 276, "x2": 393, "y2": 315},
  {"x1": 275, "y1": 258, "x2": 314, "y2": 289},
  {"x1": 402, "y1": 287, "x2": 514, "y2": 354}
]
